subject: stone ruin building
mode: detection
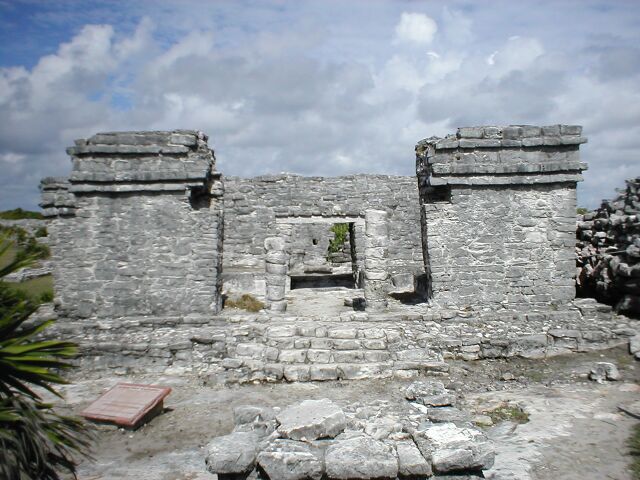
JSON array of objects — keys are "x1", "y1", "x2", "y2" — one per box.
[{"x1": 38, "y1": 125, "x2": 640, "y2": 382}]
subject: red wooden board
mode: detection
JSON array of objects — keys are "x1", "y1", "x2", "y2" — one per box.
[{"x1": 81, "y1": 383, "x2": 171, "y2": 428}]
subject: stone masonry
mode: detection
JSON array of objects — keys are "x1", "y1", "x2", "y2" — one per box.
[
  {"x1": 37, "y1": 125, "x2": 640, "y2": 383},
  {"x1": 416, "y1": 125, "x2": 587, "y2": 309},
  {"x1": 41, "y1": 130, "x2": 223, "y2": 320},
  {"x1": 364, "y1": 209, "x2": 390, "y2": 311},
  {"x1": 264, "y1": 237, "x2": 288, "y2": 312}
]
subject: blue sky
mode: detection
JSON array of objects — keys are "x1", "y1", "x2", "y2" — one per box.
[{"x1": 1, "y1": 0, "x2": 639, "y2": 210}]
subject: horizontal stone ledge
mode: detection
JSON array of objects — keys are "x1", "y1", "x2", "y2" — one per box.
[
  {"x1": 67, "y1": 144, "x2": 193, "y2": 155},
  {"x1": 68, "y1": 182, "x2": 208, "y2": 193},
  {"x1": 433, "y1": 135, "x2": 587, "y2": 150},
  {"x1": 429, "y1": 161, "x2": 588, "y2": 175},
  {"x1": 85, "y1": 131, "x2": 200, "y2": 147},
  {"x1": 69, "y1": 170, "x2": 214, "y2": 183},
  {"x1": 428, "y1": 172, "x2": 584, "y2": 186}
]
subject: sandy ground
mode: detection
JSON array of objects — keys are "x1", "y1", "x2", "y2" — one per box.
[{"x1": 50, "y1": 345, "x2": 640, "y2": 480}]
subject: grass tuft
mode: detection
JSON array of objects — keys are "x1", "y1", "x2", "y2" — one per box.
[
  {"x1": 224, "y1": 294, "x2": 265, "y2": 312},
  {"x1": 486, "y1": 403, "x2": 530, "y2": 424}
]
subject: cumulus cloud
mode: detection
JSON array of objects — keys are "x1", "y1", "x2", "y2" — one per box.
[
  {"x1": 394, "y1": 12, "x2": 438, "y2": 45},
  {"x1": 0, "y1": 1, "x2": 639, "y2": 211}
]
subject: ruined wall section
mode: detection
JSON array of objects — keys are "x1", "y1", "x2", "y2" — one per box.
[
  {"x1": 223, "y1": 174, "x2": 422, "y2": 295},
  {"x1": 417, "y1": 125, "x2": 587, "y2": 310},
  {"x1": 41, "y1": 131, "x2": 224, "y2": 320}
]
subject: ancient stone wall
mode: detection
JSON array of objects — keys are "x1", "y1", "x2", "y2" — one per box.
[
  {"x1": 417, "y1": 125, "x2": 587, "y2": 309},
  {"x1": 222, "y1": 174, "x2": 422, "y2": 297},
  {"x1": 40, "y1": 131, "x2": 224, "y2": 319}
]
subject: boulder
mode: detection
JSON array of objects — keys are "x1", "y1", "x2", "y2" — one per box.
[
  {"x1": 205, "y1": 431, "x2": 259, "y2": 476},
  {"x1": 257, "y1": 439, "x2": 323, "y2": 480},
  {"x1": 234, "y1": 405, "x2": 275, "y2": 425},
  {"x1": 589, "y1": 362, "x2": 621, "y2": 383},
  {"x1": 405, "y1": 381, "x2": 456, "y2": 407},
  {"x1": 412, "y1": 423, "x2": 494, "y2": 474},
  {"x1": 425, "y1": 407, "x2": 469, "y2": 424},
  {"x1": 277, "y1": 398, "x2": 346, "y2": 441},
  {"x1": 395, "y1": 439, "x2": 432, "y2": 477},
  {"x1": 325, "y1": 435, "x2": 398, "y2": 479}
]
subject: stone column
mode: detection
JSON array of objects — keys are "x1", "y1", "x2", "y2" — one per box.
[
  {"x1": 264, "y1": 236, "x2": 288, "y2": 312},
  {"x1": 364, "y1": 210, "x2": 389, "y2": 311}
]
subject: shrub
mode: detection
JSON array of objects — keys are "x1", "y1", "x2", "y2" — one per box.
[
  {"x1": 34, "y1": 226, "x2": 48, "y2": 238},
  {"x1": 0, "y1": 234, "x2": 92, "y2": 479},
  {"x1": 0, "y1": 208, "x2": 44, "y2": 220},
  {"x1": 327, "y1": 223, "x2": 349, "y2": 255}
]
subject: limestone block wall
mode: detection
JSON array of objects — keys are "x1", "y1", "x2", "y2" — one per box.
[
  {"x1": 40, "y1": 131, "x2": 224, "y2": 320},
  {"x1": 416, "y1": 125, "x2": 587, "y2": 309},
  {"x1": 222, "y1": 174, "x2": 422, "y2": 296}
]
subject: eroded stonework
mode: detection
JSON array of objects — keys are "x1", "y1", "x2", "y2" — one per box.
[{"x1": 38, "y1": 125, "x2": 640, "y2": 381}]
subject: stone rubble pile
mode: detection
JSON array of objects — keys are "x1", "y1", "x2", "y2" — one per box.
[
  {"x1": 576, "y1": 177, "x2": 640, "y2": 317},
  {"x1": 205, "y1": 383, "x2": 494, "y2": 479}
]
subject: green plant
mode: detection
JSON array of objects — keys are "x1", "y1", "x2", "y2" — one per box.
[
  {"x1": 576, "y1": 207, "x2": 589, "y2": 215},
  {"x1": 224, "y1": 294, "x2": 265, "y2": 312},
  {"x1": 327, "y1": 223, "x2": 349, "y2": 256},
  {"x1": 0, "y1": 208, "x2": 44, "y2": 220},
  {"x1": 485, "y1": 403, "x2": 530, "y2": 424},
  {"x1": 35, "y1": 226, "x2": 48, "y2": 238},
  {"x1": 0, "y1": 234, "x2": 92, "y2": 479}
]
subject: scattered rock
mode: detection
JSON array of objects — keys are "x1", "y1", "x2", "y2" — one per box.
[
  {"x1": 234, "y1": 406, "x2": 273, "y2": 425},
  {"x1": 500, "y1": 372, "x2": 515, "y2": 381},
  {"x1": 325, "y1": 435, "x2": 398, "y2": 479},
  {"x1": 426, "y1": 407, "x2": 469, "y2": 424},
  {"x1": 472, "y1": 415, "x2": 494, "y2": 427},
  {"x1": 395, "y1": 439, "x2": 432, "y2": 477},
  {"x1": 589, "y1": 362, "x2": 621, "y2": 383},
  {"x1": 413, "y1": 422, "x2": 494, "y2": 474},
  {"x1": 256, "y1": 439, "x2": 323, "y2": 480},
  {"x1": 405, "y1": 380, "x2": 456, "y2": 407},
  {"x1": 205, "y1": 431, "x2": 259, "y2": 476},
  {"x1": 363, "y1": 416, "x2": 403, "y2": 440},
  {"x1": 618, "y1": 401, "x2": 640, "y2": 419},
  {"x1": 276, "y1": 398, "x2": 346, "y2": 441}
]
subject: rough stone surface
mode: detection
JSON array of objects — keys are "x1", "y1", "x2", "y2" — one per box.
[
  {"x1": 405, "y1": 381, "x2": 456, "y2": 407},
  {"x1": 205, "y1": 431, "x2": 259, "y2": 475},
  {"x1": 325, "y1": 435, "x2": 398, "y2": 479},
  {"x1": 256, "y1": 439, "x2": 323, "y2": 480},
  {"x1": 395, "y1": 439, "x2": 432, "y2": 477},
  {"x1": 276, "y1": 399, "x2": 346, "y2": 441},
  {"x1": 413, "y1": 422, "x2": 495, "y2": 474},
  {"x1": 576, "y1": 177, "x2": 639, "y2": 317},
  {"x1": 589, "y1": 362, "x2": 621, "y2": 383}
]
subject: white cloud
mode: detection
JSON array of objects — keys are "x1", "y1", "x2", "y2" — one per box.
[
  {"x1": 0, "y1": 1, "x2": 639, "y2": 211},
  {"x1": 394, "y1": 12, "x2": 438, "y2": 45}
]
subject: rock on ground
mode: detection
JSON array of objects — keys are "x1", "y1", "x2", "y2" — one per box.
[
  {"x1": 256, "y1": 439, "x2": 323, "y2": 480},
  {"x1": 413, "y1": 422, "x2": 494, "y2": 474},
  {"x1": 325, "y1": 434, "x2": 398, "y2": 479},
  {"x1": 589, "y1": 362, "x2": 621, "y2": 383},
  {"x1": 395, "y1": 439, "x2": 432, "y2": 477},
  {"x1": 276, "y1": 398, "x2": 346, "y2": 441},
  {"x1": 205, "y1": 431, "x2": 259, "y2": 476},
  {"x1": 405, "y1": 380, "x2": 456, "y2": 407}
]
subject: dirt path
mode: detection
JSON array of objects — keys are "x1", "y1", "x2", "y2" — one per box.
[{"x1": 55, "y1": 347, "x2": 639, "y2": 480}]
